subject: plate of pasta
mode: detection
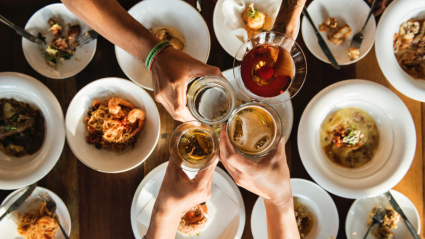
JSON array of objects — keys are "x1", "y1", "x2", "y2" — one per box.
[
  {"x1": 0, "y1": 186, "x2": 71, "y2": 239},
  {"x1": 65, "y1": 77, "x2": 160, "y2": 173}
]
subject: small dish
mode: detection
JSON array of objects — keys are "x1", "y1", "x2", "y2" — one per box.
[
  {"x1": 0, "y1": 72, "x2": 65, "y2": 190},
  {"x1": 251, "y1": 178, "x2": 339, "y2": 239},
  {"x1": 115, "y1": 0, "x2": 210, "y2": 91},
  {"x1": 375, "y1": 0, "x2": 425, "y2": 102},
  {"x1": 213, "y1": 0, "x2": 300, "y2": 58},
  {"x1": 301, "y1": 0, "x2": 376, "y2": 65},
  {"x1": 222, "y1": 67, "x2": 293, "y2": 142},
  {"x1": 23, "y1": 3, "x2": 97, "y2": 79},
  {"x1": 0, "y1": 186, "x2": 71, "y2": 239},
  {"x1": 130, "y1": 162, "x2": 246, "y2": 239},
  {"x1": 65, "y1": 77, "x2": 160, "y2": 173},
  {"x1": 346, "y1": 189, "x2": 421, "y2": 239},
  {"x1": 298, "y1": 80, "x2": 416, "y2": 199}
]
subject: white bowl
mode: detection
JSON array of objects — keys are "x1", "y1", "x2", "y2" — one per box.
[
  {"x1": 298, "y1": 80, "x2": 416, "y2": 199},
  {"x1": 0, "y1": 72, "x2": 65, "y2": 190},
  {"x1": 23, "y1": 3, "x2": 97, "y2": 79},
  {"x1": 301, "y1": 0, "x2": 376, "y2": 65},
  {"x1": 346, "y1": 190, "x2": 421, "y2": 239},
  {"x1": 222, "y1": 67, "x2": 294, "y2": 142},
  {"x1": 213, "y1": 0, "x2": 300, "y2": 58},
  {"x1": 0, "y1": 186, "x2": 71, "y2": 239},
  {"x1": 375, "y1": 0, "x2": 425, "y2": 102},
  {"x1": 115, "y1": 0, "x2": 210, "y2": 91},
  {"x1": 251, "y1": 179, "x2": 339, "y2": 239},
  {"x1": 65, "y1": 78, "x2": 160, "y2": 173},
  {"x1": 130, "y1": 162, "x2": 245, "y2": 239}
]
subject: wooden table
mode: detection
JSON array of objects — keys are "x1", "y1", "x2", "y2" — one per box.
[{"x1": 0, "y1": 0, "x2": 423, "y2": 238}]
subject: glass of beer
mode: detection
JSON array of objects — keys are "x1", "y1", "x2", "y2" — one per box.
[
  {"x1": 169, "y1": 121, "x2": 219, "y2": 173},
  {"x1": 233, "y1": 31, "x2": 307, "y2": 105},
  {"x1": 226, "y1": 102, "x2": 282, "y2": 157}
]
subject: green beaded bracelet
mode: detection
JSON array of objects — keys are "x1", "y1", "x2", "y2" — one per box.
[{"x1": 145, "y1": 41, "x2": 172, "y2": 71}]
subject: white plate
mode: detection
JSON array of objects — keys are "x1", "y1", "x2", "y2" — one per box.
[
  {"x1": 251, "y1": 178, "x2": 339, "y2": 239},
  {"x1": 130, "y1": 162, "x2": 246, "y2": 239},
  {"x1": 0, "y1": 186, "x2": 71, "y2": 239},
  {"x1": 23, "y1": 3, "x2": 97, "y2": 79},
  {"x1": 301, "y1": 0, "x2": 376, "y2": 65},
  {"x1": 213, "y1": 0, "x2": 300, "y2": 58},
  {"x1": 0, "y1": 72, "x2": 65, "y2": 190},
  {"x1": 346, "y1": 190, "x2": 421, "y2": 239},
  {"x1": 115, "y1": 0, "x2": 210, "y2": 91},
  {"x1": 298, "y1": 80, "x2": 416, "y2": 199},
  {"x1": 222, "y1": 67, "x2": 293, "y2": 142},
  {"x1": 65, "y1": 78, "x2": 160, "y2": 173},
  {"x1": 375, "y1": 0, "x2": 425, "y2": 102}
]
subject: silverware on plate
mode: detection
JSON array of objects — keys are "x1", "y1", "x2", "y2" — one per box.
[
  {"x1": 0, "y1": 14, "x2": 46, "y2": 48},
  {"x1": 363, "y1": 205, "x2": 386, "y2": 239},
  {"x1": 77, "y1": 30, "x2": 98, "y2": 46},
  {"x1": 302, "y1": 6, "x2": 340, "y2": 70},
  {"x1": 39, "y1": 192, "x2": 70, "y2": 239},
  {"x1": 0, "y1": 184, "x2": 36, "y2": 222},
  {"x1": 351, "y1": 0, "x2": 379, "y2": 49},
  {"x1": 385, "y1": 191, "x2": 421, "y2": 239}
]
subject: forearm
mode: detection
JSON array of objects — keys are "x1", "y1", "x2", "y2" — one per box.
[
  {"x1": 146, "y1": 200, "x2": 182, "y2": 239},
  {"x1": 272, "y1": 0, "x2": 306, "y2": 39},
  {"x1": 264, "y1": 194, "x2": 300, "y2": 239},
  {"x1": 61, "y1": 0, "x2": 160, "y2": 62}
]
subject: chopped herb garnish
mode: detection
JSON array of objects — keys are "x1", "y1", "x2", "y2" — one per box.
[
  {"x1": 247, "y1": 3, "x2": 259, "y2": 18},
  {"x1": 0, "y1": 125, "x2": 17, "y2": 131},
  {"x1": 342, "y1": 127, "x2": 362, "y2": 146},
  {"x1": 48, "y1": 23, "x2": 61, "y2": 31}
]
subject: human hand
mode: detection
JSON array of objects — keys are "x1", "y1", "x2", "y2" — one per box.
[
  {"x1": 151, "y1": 47, "x2": 222, "y2": 122},
  {"x1": 219, "y1": 125, "x2": 292, "y2": 205},
  {"x1": 154, "y1": 157, "x2": 218, "y2": 214}
]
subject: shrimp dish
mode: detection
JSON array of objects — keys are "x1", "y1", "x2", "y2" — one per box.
[
  {"x1": 17, "y1": 201, "x2": 59, "y2": 239},
  {"x1": 394, "y1": 18, "x2": 425, "y2": 79},
  {"x1": 320, "y1": 107, "x2": 379, "y2": 168},
  {"x1": 294, "y1": 197, "x2": 314, "y2": 239},
  {"x1": 38, "y1": 18, "x2": 81, "y2": 68},
  {"x1": 178, "y1": 203, "x2": 208, "y2": 235},
  {"x1": 85, "y1": 97, "x2": 146, "y2": 152},
  {"x1": 241, "y1": 3, "x2": 273, "y2": 38}
]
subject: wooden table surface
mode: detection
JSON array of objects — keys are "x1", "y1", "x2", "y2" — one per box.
[{"x1": 0, "y1": 0, "x2": 423, "y2": 238}]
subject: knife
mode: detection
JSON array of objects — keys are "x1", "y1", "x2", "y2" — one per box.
[
  {"x1": 0, "y1": 14, "x2": 46, "y2": 48},
  {"x1": 196, "y1": 0, "x2": 202, "y2": 13},
  {"x1": 0, "y1": 184, "x2": 37, "y2": 222},
  {"x1": 302, "y1": 7, "x2": 340, "y2": 70},
  {"x1": 385, "y1": 191, "x2": 421, "y2": 239}
]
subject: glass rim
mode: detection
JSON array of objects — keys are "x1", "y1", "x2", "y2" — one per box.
[
  {"x1": 187, "y1": 75, "x2": 237, "y2": 124},
  {"x1": 226, "y1": 101, "x2": 283, "y2": 157},
  {"x1": 168, "y1": 120, "x2": 219, "y2": 172},
  {"x1": 232, "y1": 31, "x2": 308, "y2": 103}
]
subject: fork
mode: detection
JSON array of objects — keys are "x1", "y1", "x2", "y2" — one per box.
[
  {"x1": 351, "y1": 0, "x2": 379, "y2": 49},
  {"x1": 77, "y1": 30, "x2": 98, "y2": 46},
  {"x1": 363, "y1": 205, "x2": 386, "y2": 239},
  {"x1": 40, "y1": 193, "x2": 70, "y2": 239}
]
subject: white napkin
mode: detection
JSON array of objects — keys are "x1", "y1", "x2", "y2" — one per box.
[
  {"x1": 137, "y1": 184, "x2": 240, "y2": 239},
  {"x1": 222, "y1": 0, "x2": 283, "y2": 41}
]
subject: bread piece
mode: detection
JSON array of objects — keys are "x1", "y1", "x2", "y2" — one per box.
[
  {"x1": 347, "y1": 47, "x2": 360, "y2": 61},
  {"x1": 319, "y1": 17, "x2": 338, "y2": 32},
  {"x1": 327, "y1": 25, "x2": 352, "y2": 45}
]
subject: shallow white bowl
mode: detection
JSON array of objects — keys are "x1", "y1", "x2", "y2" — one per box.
[
  {"x1": 130, "y1": 162, "x2": 246, "y2": 239},
  {"x1": 115, "y1": 0, "x2": 210, "y2": 91},
  {"x1": 23, "y1": 3, "x2": 97, "y2": 79},
  {"x1": 222, "y1": 67, "x2": 293, "y2": 142},
  {"x1": 0, "y1": 72, "x2": 65, "y2": 190},
  {"x1": 302, "y1": 0, "x2": 376, "y2": 65},
  {"x1": 375, "y1": 0, "x2": 425, "y2": 102},
  {"x1": 213, "y1": 0, "x2": 300, "y2": 58},
  {"x1": 0, "y1": 186, "x2": 71, "y2": 239},
  {"x1": 251, "y1": 179, "x2": 339, "y2": 239},
  {"x1": 298, "y1": 80, "x2": 416, "y2": 199},
  {"x1": 65, "y1": 78, "x2": 160, "y2": 173},
  {"x1": 346, "y1": 190, "x2": 421, "y2": 239}
]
